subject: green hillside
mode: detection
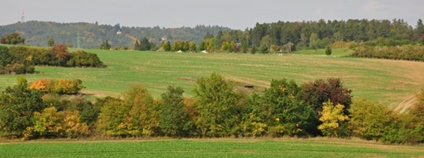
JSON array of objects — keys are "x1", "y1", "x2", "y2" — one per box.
[{"x1": 0, "y1": 48, "x2": 423, "y2": 109}]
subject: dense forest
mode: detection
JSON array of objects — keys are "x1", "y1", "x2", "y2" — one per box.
[{"x1": 0, "y1": 21, "x2": 231, "y2": 48}]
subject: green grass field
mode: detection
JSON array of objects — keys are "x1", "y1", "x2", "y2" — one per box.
[
  {"x1": 1, "y1": 48, "x2": 424, "y2": 109},
  {"x1": 0, "y1": 138, "x2": 423, "y2": 158}
]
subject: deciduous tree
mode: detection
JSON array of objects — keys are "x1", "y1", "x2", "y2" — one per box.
[
  {"x1": 318, "y1": 100, "x2": 349, "y2": 137},
  {"x1": 159, "y1": 86, "x2": 194, "y2": 137},
  {"x1": 193, "y1": 73, "x2": 241, "y2": 137},
  {"x1": 0, "y1": 77, "x2": 45, "y2": 138}
]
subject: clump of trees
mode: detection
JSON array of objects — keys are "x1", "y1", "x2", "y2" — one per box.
[
  {"x1": 1, "y1": 32, "x2": 25, "y2": 45},
  {"x1": 0, "y1": 74, "x2": 423, "y2": 144},
  {"x1": 30, "y1": 79, "x2": 84, "y2": 95},
  {"x1": 134, "y1": 37, "x2": 155, "y2": 51},
  {"x1": 0, "y1": 45, "x2": 104, "y2": 74}
]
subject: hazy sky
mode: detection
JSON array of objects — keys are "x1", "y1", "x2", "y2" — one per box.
[{"x1": 2, "y1": 0, "x2": 423, "y2": 29}]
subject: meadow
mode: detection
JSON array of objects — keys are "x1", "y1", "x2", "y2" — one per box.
[
  {"x1": 0, "y1": 138, "x2": 423, "y2": 158},
  {"x1": 1, "y1": 48, "x2": 424, "y2": 110}
]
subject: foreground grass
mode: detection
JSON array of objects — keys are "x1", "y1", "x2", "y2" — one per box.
[
  {"x1": 0, "y1": 138, "x2": 422, "y2": 158},
  {"x1": 0, "y1": 48, "x2": 423, "y2": 108}
]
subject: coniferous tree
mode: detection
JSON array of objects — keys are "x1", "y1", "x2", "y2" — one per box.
[{"x1": 47, "y1": 37, "x2": 55, "y2": 46}]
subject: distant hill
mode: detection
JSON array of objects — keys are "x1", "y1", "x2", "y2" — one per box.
[{"x1": 0, "y1": 21, "x2": 232, "y2": 49}]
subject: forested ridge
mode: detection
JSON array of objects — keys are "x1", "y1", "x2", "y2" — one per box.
[
  {"x1": 1, "y1": 19, "x2": 423, "y2": 51},
  {"x1": 0, "y1": 21, "x2": 231, "y2": 48}
]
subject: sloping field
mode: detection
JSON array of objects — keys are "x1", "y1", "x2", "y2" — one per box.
[
  {"x1": 0, "y1": 138, "x2": 423, "y2": 158},
  {"x1": 0, "y1": 49, "x2": 423, "y2": 109}
]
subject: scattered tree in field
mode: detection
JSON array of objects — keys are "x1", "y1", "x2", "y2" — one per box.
[
  {"x1": 100, "y1": 40, "x2": 111, "y2": 50},
  {"x1": 188, "y1": 41, "x2": 196, "y2": 52},
  {"x1": 325, "y1": 46, "x2": 332, "y2": 55},
  {"x1": 0, "y1": 32, "x2": 25, "y2": 45},
  {"x1": 318, "y1": 100, "x2": 349, "y2": 137},
  {"x1": 47, "y1": 37, "x2": 55, "y2": 46},
  {"x1": 159, "y1": 86, "x2": 194, "y2": 137},
  {"x1": 0, "y1": 77, "x2": 45, "y2": 138}
]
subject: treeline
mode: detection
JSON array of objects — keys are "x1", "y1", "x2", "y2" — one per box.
[
  {"x1": 350, "y1": 46, "x2": 424, "y2": 62},
  {"x1": 0, "y1": 74, "x2": 423, "y2": 144},
  {"x1": 0, "y1": 44, "x2": 104, "y2": 74},
  {"x1": 194, "y1": 19, "x2": 424, "y2": 53},
  {"x1": 0, "y1": 21, "x2": 231, "y2": 48}
]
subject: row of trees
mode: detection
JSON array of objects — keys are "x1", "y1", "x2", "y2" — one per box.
[
  {"x1": 350, "y1": 46, "x2": 424, "y2": 61},
  {"x1": 1, "y1": 74, "x2": 422, "y2": 143},
  {"x1": 0, "y1": 45, "x2": 104, "y2": 74}
]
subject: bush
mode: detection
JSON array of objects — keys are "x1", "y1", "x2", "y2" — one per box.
[{"x1": 325, "y1": 46, "x2": 332, "y2": 56}]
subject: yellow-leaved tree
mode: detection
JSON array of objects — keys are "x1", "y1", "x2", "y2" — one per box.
[{"x1": 318, "y1": 100, "x2": 349, "y2": 137}]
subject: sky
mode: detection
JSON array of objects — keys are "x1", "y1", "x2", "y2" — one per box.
[{"x1": 2, "y1": 0, "x2": 424, "y2": 30}]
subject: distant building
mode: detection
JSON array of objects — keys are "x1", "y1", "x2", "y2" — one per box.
[
  {"x1": 161, "y1": 36, "x2": 168, "y2": 42},
  {"x1": 116, "y1": 30, "x2": 122, "y2": 35}
]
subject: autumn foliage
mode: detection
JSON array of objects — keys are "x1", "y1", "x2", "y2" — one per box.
[
  {"x1": 1, "y1": 74, "x2": 424, "y2": 144},
  {"x1": 30, "y1": 79, "x2": 84, "y2": 95}
]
